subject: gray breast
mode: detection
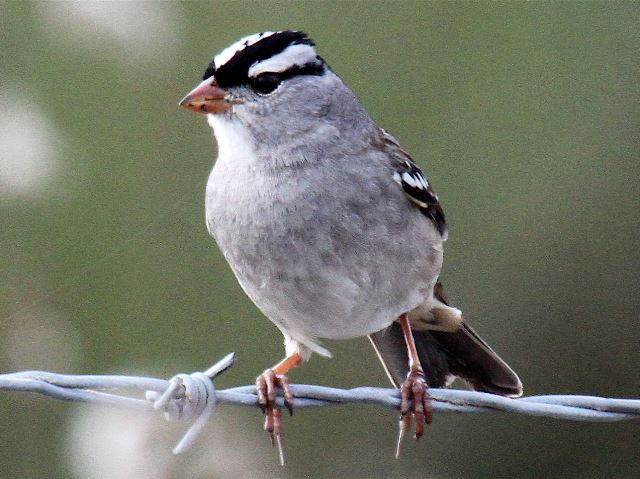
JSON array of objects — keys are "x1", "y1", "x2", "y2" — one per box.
[{"x1": 205, "y1": 156, "x2": 443, "y2": 341}]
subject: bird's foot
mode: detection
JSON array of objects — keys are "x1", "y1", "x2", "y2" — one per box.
[
  {"x1": 396, "y1": 369, "x2": 432, "y2": 458},
  {"x1": 256, "y1": 368, "x2": 294, "y2": 465}
]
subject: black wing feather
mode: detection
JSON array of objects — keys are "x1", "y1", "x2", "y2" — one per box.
[
  {"x1": 396, "y1": 161, "x2": 447, "y2": 237},
  {"x1": 378, "y1": 129, "x2": 447, "y2": 237}
]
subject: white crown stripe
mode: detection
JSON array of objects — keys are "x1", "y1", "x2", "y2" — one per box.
[
  {"x1": 214, "y1": 31, "x2": 277, "y2": 69},
  {"x1": 247, "y1": 44, "x2": 319, "y2": 77}
]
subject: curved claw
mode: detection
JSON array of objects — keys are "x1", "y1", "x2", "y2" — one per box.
[
  {"x1": 280, "y1": 375, "x2": 294, "y2": 416},
  {"x1": 256, "y1": 369, "x2": 295, "y2": 465},
  {"x1": 396, "y1": 370, "x2": 432, "y2": 458}
]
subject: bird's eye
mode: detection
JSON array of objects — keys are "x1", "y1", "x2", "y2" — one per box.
[{"x1": 252, "y1": 73, "x2": 282, "y2": 94}]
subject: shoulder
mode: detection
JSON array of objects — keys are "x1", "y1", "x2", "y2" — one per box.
[{"x1": 372, "y1": 129, "x2": 448, "y2": 239}]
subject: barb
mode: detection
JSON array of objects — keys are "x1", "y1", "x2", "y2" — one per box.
[{"x1": 1, "y1": 352, "x2": 638, "y2": 454}]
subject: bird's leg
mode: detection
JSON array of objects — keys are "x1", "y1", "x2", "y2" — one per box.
[
  {"x1": 396, "y1": 312, "x2": 432, "y2": 458},
  {"x1": 255, "y1": 352, "x2": 302, "y2": 465}
]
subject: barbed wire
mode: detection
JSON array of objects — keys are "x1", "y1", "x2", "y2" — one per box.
[{"x1": 1, "y1": 353, "x2": 638, "y2": 454}]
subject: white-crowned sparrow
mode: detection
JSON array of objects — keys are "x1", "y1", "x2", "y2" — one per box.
[{"x1": 180, "y1": 30, "x2": 522, "y2": 459}]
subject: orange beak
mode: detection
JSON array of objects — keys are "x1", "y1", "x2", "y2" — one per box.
[{"x1": 179, "y1": 78, "x2": 236, "y2": 114}]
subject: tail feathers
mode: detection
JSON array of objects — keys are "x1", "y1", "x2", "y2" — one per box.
[
  {"x1": 431, "y1": 322, "x2": 522, "y2": 397},
  {"x1": 368, "y1": 321, "x2": 523, "y2": 398}
]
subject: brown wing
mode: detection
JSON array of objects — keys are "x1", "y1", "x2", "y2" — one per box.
[{"x1": 377, "y1": 129, "x2": 447, "y2": 237}]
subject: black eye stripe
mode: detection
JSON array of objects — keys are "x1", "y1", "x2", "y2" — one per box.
[
  {"x1": 263, "y1": 61, "x2": 326, "y2": 82},
  {"x1": 249, "y1": 62, "x2": 326, "y2": 94}
]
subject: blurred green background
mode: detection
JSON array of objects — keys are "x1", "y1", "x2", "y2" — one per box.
[{"x1": 1, "y1": 1, "x2": 639, "y2": 478}]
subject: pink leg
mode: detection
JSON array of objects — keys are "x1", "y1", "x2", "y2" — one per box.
[
  {"x1": 396, "y1": 313, "x2": 432, "y2": 457},
  {"x1": 255, "y1": 352, "x2": 302, "y2": 464}
]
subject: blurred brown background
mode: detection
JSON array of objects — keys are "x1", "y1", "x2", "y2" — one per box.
[{"x1": 1, "y1": 1, "x2": 639, "y2": 478}]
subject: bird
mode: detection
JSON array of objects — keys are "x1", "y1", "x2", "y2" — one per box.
[{"x1": 179, "y1": 30, "x2": 522, "y2": 461}]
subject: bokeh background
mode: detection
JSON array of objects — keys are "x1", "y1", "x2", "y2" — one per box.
[{"x1": 1, "y1": 1, "x2": 639, "y2": 478}]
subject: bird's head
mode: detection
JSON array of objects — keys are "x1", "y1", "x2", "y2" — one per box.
[
  {"x1": 180, "y1": 31, "x2": 332, "y2": 115},
  {"x1": 180, "y1": 31, "x2": 375, "y2": 151}
]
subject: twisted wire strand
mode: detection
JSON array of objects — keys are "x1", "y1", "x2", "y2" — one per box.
[{"x1": 1, "y1": 353, "x2": 638, "y2": 453}]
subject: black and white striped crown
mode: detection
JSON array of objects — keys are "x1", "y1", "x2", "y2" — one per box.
[{"x1": 203, "y1": 31, "x2": 326, "y2": 88}]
